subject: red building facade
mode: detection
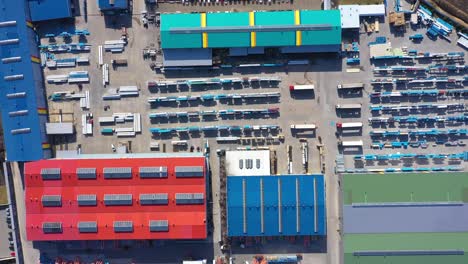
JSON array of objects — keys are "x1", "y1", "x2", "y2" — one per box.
[{"x1": 25, "y1": 154, "x2": 207, "y2": 241}]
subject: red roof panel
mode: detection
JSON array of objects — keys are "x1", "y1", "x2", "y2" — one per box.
[{"x1": 25, "y1": 156, "x2": 207, "y2": 241}]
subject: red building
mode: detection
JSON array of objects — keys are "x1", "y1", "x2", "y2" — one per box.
[{"x1": 24, "y1": 154, "x2": 207, "y2": 241}]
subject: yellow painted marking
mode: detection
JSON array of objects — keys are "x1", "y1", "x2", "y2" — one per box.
[
  {"x1": 201, "y1": 13, "x2": 208, "y2": 48},
  {"x1": 294, "y1": 10, "x2": 300, "y2": 25},
  {"x1": 201, "y1": 13, "x2": 207, "y2": 27},
  {"x1": 251, "y1": 32, "x2": 256, "y2": 48},
  {"x1": 295, "y1": 10, "x2": 301, "y2": 46},
  {"x1": 296, "y1": 31, "x2": 302, "y2": 46},
  {"x1": 202, "y1": 33, "x2": 208, "y2": 48},
  {"x1": 31, "y1": 56, "x2": 41, "y2": 64},
  {"x1": 249, "y1": 12, "x2": 256, "y2": 47}
]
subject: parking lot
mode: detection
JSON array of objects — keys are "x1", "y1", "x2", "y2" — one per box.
[
  {"x1": 26, "y1": 0, "x2": 468, "y2": 263},
  {"x1": 0, "y1": 207, "x2": 15, "y2": 259}
]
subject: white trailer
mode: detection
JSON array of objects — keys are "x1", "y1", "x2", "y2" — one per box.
[
  {"x1": 289, "y1": 84, "x2": 315, "y2": 91},
  {"x1": 336, "y1": 104, "x2": 362, "y2": 110},
  {"x1": 290, "y1": 124, "x2": 317, "y2": 130},
  {"x1": 336, "y1": 122, "x2": 363, "y2": 129},
  {"x1": 337, "y1": 83, "x2": 364, "y2": 89},
  {"x1": 171, "y1": 140, "x2": 188, "y2": 146},
  {"x1": 340, "y1": 140, "x2": 363, "y2": 147}
]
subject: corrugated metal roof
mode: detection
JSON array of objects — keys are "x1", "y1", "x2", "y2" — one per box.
[
  {"x1": 42, "y1": 222, "x2": 62, "y2": 233},
  {"x1": 227, "y1": 175, "x2": 326, "y2": 237},
  {"x1": 344, "y1": 203, "x2": 468, "y2": 234},
  {"x1": 161, "y1": 13, "x2": 201, "y2": 49},
  {"x1": 161, "y1": 10, "x2": 341, "y2": 49},
  {"x1": 149, "y1": 220, "x2": 169, "y2": 232},
  {"x1": 98, "y1": 0, "x2": 128, "y2": 10},
  {"x1": 45, "y1": 123, "x2": 74, "y2": 135},
  {"x1": 301, "y1": 10, "x2": 342, "y2": 46},
  {"x1": 28, "y1": 0, "x2": 72, "y2": 22},
  {"x1": 78, "y1": 221, "x2": 98, "y2": 233},
  {"x1": 0, "y1": 0, "x2": 51, "y2": 161},
  {"x1": 139, "y1": 167, "x2": 168, "y2": 178},
  {"x1": 206, "y1": 12, "x2": 250, "y2": 48},
  {"x1": 255, "y1": 11, "x2": 295, "y2": 47},
  {"x1": 175, "y1": 166, "x2": 204, "y2": 178},
  {"x1": 163, "y1": 48, "x2": 212, "y2": 67},
  {"x1": 25, "y1": 156, "x2": 207, "y2": 241},
  {"x1": 41, "y1": 168, "x2": 61, "y2": 180}
]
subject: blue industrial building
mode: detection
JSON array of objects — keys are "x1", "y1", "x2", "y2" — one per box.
[
  {"x1": 0, "y1": 1, "x2": 52, "y2": 161},
  {"x1": 227, "y1": 175, "x2": 326, "y2": 237},
  {"x1": 28, "y1": 0, "x2": 73, "y2": 22},
  {"x1": 98, "y1": 0, "x2": 129, "y2": 13}
]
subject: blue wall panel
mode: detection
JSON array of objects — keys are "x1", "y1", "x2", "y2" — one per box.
[
  {"x1": 263, "y1": 178, "x2": 279, "y2": 235},
  {"x1": 227, "y1": 175, "x2": 326, "y2": 237},
  {"x1": 0, "y1": 0, "x2": 51, "y2": 161},
  {"x1": 28, "y1": 0, "x2": 72, "y2": 22},
  {"x1": 98, "y1": 0, "x2": 128, "y2": 10},
  {"x1": 281, "y1": 177, "x2": 297, "y2": 235},
  {"x1": 227, "y1": 178, "x2": 243, "y2": 235},
  {"x1": 246, "y1": 178, "x2": 261, "y2": 235}
]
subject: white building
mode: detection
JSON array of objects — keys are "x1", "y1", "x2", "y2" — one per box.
[
  {"x1": 339, "y1": 4, "x2": 386, "y2": 29},
  {"x1": 225, "y1": 150, "x2": 270, "y2": 176}
]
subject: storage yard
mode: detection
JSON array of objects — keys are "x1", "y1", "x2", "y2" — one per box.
[{"x1": 0, "y1": 0, "x2": 467, "y2": 263}]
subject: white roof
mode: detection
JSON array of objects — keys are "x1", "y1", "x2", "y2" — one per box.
[
  {"x1": 339, "y1": 4, "x2": 386, "y2": 29},
  {"x1": 359, "y1": 4, "x2": 386, "y2": 16},
  {"x1": 339, "y1": 5, "x2": 360, "y2": 29},
  {"x1": 225, "y1": 150, "x2": 270, "y2": 176},
  {"x1": 457, "y1": 36, "x2": 468, "y2": 49},
  {"x1": 45, "y1": 123, "x2": 74, "y2": 135}
]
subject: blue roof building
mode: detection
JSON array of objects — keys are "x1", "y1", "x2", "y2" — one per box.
[
  {"x1": 227, "y1": 175, "x2": 326, "y2": 237},
  {"x1": 0, "y1": 0, "x2": 51, "y2": 161},
  {"x1": 98, "y1": 0, "x2": 128, "y2": 12},
  {"x1": 28, "y1": 0, "x2": 73, "y2": 22}
]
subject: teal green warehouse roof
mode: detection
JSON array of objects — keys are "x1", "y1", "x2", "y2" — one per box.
[
  {"x1": 160, "y1": 10, "x2": 341, "y2": 49},
  {"x1": 161, "y1": 13, "x2": 202, "y2": 49}
]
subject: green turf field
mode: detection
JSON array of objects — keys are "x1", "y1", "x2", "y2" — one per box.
[
  {"x1": 345, "y1": 253, "x2": 468, "y2": 264},
  {"x1": 345, "y1": 232, "x2": 468, "y2": 253},
  {"x1": 343, "y1": 172, "x2": 468, "y2": 204}
]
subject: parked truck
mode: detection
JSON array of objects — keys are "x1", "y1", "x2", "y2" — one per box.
[
  {"x1": 289, "y1": 84, "x2": 315, "y2": 91},
  {"x1": 111, "y1": 58, "x2": 128, "y2": 66},
  {"x1": 290, "y1": 124, "x2": 317, "y2": 130},
  {"x1": 337, "y1": 83, "x2": 364, "y2": 89}
]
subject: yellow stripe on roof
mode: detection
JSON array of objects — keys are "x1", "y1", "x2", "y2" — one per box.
[
  {"x1": 251, "y1": 32, "x2": 256, "y2": 47},
  {"x1": 295, "y1": 10, "x2": 301, "y2": 46},
  {"x1": 201, "y1": 13, "x2": 208, "y2": 48},
  {"x1": 294, "y1": 10, "x2": 300, "y2": 25},
  {"x1": 249, "y1": 12, "x2": 256, "y2": 47},
  {"x1": 201, "y1": 13, "x2": 207, "y2": 27},
  {"x1": 203, "y1": 33, "x2": 208, "y2": 48}
]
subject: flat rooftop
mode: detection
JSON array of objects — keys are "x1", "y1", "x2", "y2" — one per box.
[
  {"x1": 225, "y1": 150, "x2": 270, "y2": 176},
  {"x1": 161, "y1": 10, "x2": 341, "y2": 49},
  {"x1": 227, "y1": 175, "x2": 326, "y2": 237},
  {"x1": 25, "y1": 156, "x2": 207, "y2": 241}
]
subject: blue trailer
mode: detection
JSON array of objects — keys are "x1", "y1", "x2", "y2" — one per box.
[
  {"x1": 346, "y1": 58, "x2": 360, "y2": 65},
  {"x1": 409, "y1": 34, "x2": 424, "y2": 42}
]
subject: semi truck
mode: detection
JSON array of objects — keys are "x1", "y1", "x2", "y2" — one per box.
[
  {"x1": 337, "y1": 83, "x2": 365, "y2": 89},
  {"x1": 111, "y1": 58, "x2": 128, "y2": 66},
  {"x1": 289, "y1": 84, "x2": 315, "y2": 91},
  {"x1": 336, "y1": 122, "x2": 363, "y2": 130},
  {"x1": 335, "y1": 103, "x2": 362, "y2": 110},
  {"x1": 290, "y1": 124, "x2": 317, "y2": 130}
]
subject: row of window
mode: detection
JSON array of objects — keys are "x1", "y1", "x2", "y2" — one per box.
[
  {"x1": 40, "y1": 166, "x2": 204, "y2": 180},
  {"x1": 40, "y1": 193, "x2": 205, "y2": 207},
  {"x1": 42, "y1": 220, "x2": 169, "y2": 234}
]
